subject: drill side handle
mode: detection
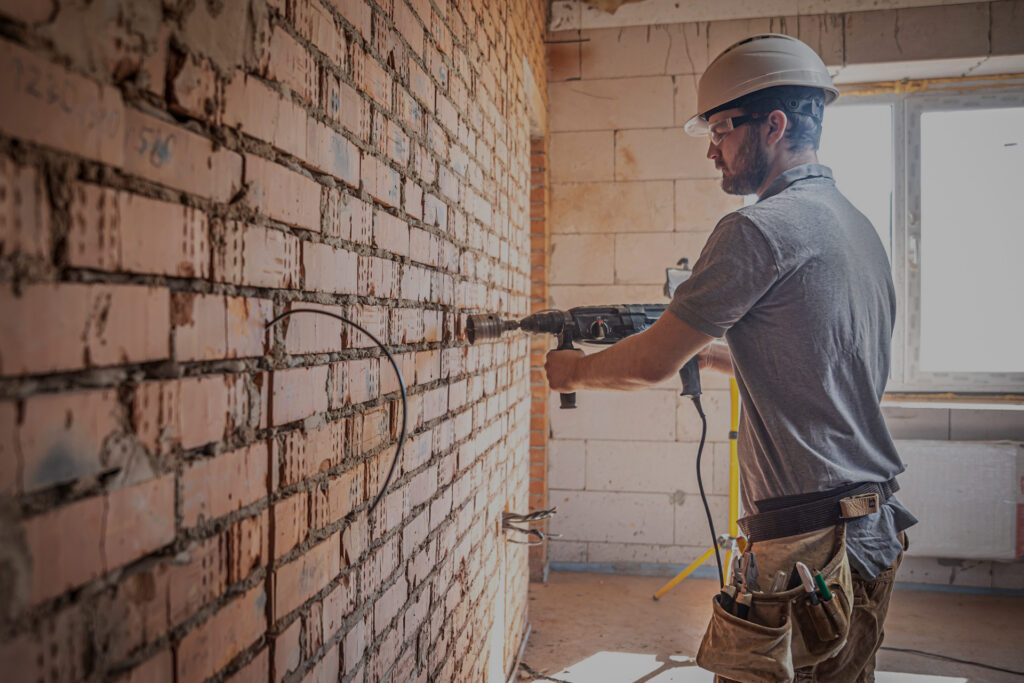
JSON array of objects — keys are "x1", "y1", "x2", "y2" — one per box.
[{"x1": 556, "y1": 329, "x2": 577, "y2": 409}]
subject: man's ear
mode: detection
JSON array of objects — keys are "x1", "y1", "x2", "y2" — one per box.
[{"x1": 765, "y1": 110, "x2": 789, "y2": 146}]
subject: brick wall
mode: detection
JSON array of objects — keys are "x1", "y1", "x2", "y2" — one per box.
[
  {"x1": 0, "y1": 0, "x2": 547, "y2": 681},
  {"x1": 527, "y1": 137, "x2": 549, "y2": 581},
  {"x1": 542, "y1": 1, "x2": 1024, "y2": 585}
]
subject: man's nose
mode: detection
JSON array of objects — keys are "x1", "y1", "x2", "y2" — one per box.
[{"x1": 707, "y1": 141, "x2": 718, "y2": 160}]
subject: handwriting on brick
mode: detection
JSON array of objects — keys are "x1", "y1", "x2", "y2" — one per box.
[
  {"x1": 134, "y1": 125, "x2": 176, "y2": 168},
  {"x1": 0, "y1": 39, "x2": 125, "y2": 166}
]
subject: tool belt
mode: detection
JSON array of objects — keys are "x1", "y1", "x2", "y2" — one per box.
[
  {"x1": 738, "y1": 479, "x2": 899, "y2": 543},
  {"x1": 697, "y1": 479, "x2": 898, "y2": 682}
]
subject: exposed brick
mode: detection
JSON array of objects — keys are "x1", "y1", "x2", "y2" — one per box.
[
  {"x1": 301, "y1": 645, "x2": 339, "y2": 683},
  {"x1": 245, "y1": 154, "x2": 321, "y2": 232},
  {"x1": 14, "y1": 388, "x2": 123, "y2": 493},
  {"x1": 362, "y1": 155, "x2": 401, "y2": 208},
  {"x1": 176, "y1": 584, "x2": 268, "y2": 683},
  {"x1": 270, "y1": 365, "x2": 329, "y2": 426},
  {"x1": 224, "y1": 71, "x2": 307, "y2": 158},
  {"x1": 272, "y1": 617, "x2": 301, "y2": 682},
  {"x1": 225, "y1": 649, "x2": 269, "y2": 683},
  {"x1": 305, "y1": 119, "x2": 360, "y2": 188},
  {"x1": 272, "y1": 534, "x2": 340, "y2": 619},
  {"x1": 0, "y1": 155, "x2": 50, "y2": 260},
  {"x1": 301, "y1": 240, "x2": 358, "y2": 294},
  {"x1": 0, "y1": 606, "x2": 90, "y2": 682},
  {"x1": 103, "y1": 474, "x2": 176, "y2": 571},
  {"x1": 321, "y1": 573, "x2": 354, "y2": 640},
  {"x1": 114, "y1": 649, "x2": 174, "y2": 683},
  {"x1": 213, "y1": 221, "x2": 301, "y2": 289},
  {"x1": 169, "y1": 55, "x2": 217, "y2": 120},
  {"x1": 265, "y1": 27, "x2": 317, "y2": 103},
  {"x1": 0, "y1": 38, "x2": 124, "y2": 166},
  {"x1": 123, "y1": 109, "x2": 242, "y2": 202},
  {"x1": 182, "y1": 441, "x2": 269, "y2": 526},
  {"x1": 273, "y1": 492, "x2": 308, "y2": 560},
  {"x1": 68, "y1": 184, "x2": 210, "y2": 278},
  {"x1": 24, "y1": 495, "x2": 105, "y2": 604},
  {"x1": 0, "y1": 283, "x2": 170, "y2": 377},
  {"x1": 342, "y1": 617, "x2": 367, "y2": 674},
  {"x1": 373, "y1": 208, "x2": 409, "y2": 256}
]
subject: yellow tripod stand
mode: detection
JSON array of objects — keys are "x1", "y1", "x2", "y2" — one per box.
[{"x1": 653, "y1": 377, "x2": 742, "y2": 599}]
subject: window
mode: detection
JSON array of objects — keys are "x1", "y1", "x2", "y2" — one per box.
[{"x1": 818, "y1": 85, "x2": 1024, "y2": 393}]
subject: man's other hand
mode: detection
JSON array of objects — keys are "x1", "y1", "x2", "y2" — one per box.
[{"x1": 544, "y1": 348, "x2": 585, "y2": 393}]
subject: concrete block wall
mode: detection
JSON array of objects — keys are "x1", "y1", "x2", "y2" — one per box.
[
  {"x1": 0, "y1": 0, "x2": 547, "y2": 681},
  {"x1": 544, "y1": 0, "x2": 1024, "y2": 586}
]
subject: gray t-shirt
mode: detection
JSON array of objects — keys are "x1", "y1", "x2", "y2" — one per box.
[{"x1": 668, "y1": 163, "x2": 916, "y2": 579}]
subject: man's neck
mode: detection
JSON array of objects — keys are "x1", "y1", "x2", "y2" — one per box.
[{"x1": 756, "y1": 150, "x2": 819, "y2": 198}]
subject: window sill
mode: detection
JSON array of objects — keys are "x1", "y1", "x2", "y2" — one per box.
[{"x1": 882, "y1": 393, "x2": 1024, "y2": 411}]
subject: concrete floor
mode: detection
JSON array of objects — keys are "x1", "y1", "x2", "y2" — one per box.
[{"x1": 520, "y1": 571, "x2": 1024, "y2": 682}]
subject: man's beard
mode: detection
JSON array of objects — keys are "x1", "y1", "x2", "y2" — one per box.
[{"x1": 720, "y1": 129, "x2": 769, "y2": 196}]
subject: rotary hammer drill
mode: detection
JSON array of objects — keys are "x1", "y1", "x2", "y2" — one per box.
[{"x1": 466, "y1": 303, "x2": 702, "y2": 408}]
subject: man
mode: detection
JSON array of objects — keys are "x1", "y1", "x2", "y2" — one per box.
[{"x1": 544, "y1": 34, "x2": 915, "y2": 681}]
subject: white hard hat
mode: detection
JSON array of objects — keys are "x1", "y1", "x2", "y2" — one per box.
[{"x1": 684, "y1": 34, "x2": 839, "y2": 136}]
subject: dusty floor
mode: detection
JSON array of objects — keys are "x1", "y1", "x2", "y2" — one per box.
[{"x1": 520, "y1": 571, "x2": 1024, "y2": 682}]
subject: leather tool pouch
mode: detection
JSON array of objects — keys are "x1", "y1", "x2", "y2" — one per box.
[{"x1": 696, "y1": 524, "x2": 854, "y2": 682}]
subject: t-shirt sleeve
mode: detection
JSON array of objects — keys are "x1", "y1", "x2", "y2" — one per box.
[{"x1": 667, "y1": 212, "x2": 780, "y2": 338}]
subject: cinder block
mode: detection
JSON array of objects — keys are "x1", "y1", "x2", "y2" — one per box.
[
  {"x1": 547, "y1": 30, "x2": 581, "y2": 82},
  {"x1": 614, "y1": 232, "x2": 710, "y2": 284},
  {"x1": 549, "y1": 489, "x2": 675, "y2": 544},
  {"x1": 845, "y1": 4, "x2": 990, "y2": 65},
  {"x1": 674, "y1": 491, "x2": 728, "y2": 546},
  {"x1": 676, "y1": 179, "x2": 743, "y2": 231},
  {"x1": 586, "y1": 541, "x2": 691, "y2": 565},
  {"x1": 664, "y1": 22, "x2": 711, "y2": 75},
  {"x1": 797, "y1": 13, "x2": 844, "y2": 68},
  {"x1": 585, "y1": 439, "x2": 700, "y2": 493},
  {"x1": 550, "y1": 388, "x2": 677, "y2": 442},
  {"x1": 677, "y1": 388, "x2": 731, "y2": 443},
  {"x1": 707, "y1": 17, "x2": 790, "y2": 63},
  {"x1": 550, "y1": 76, "x2": 674, "y2": 132},
  {"x1": 550, "y1": 233, "x2": 614, "y2": 285},
  {"x1": 549, "y1": 131, "x2": 614, "y2": 183},
  {"x1": 547, "y1": 539, "x2": 586, "y2": 562},
  {"x1": 551, "y1": 181, "x2": 674, "y2": 235},
  {"x1": 578, "y1": 26, "x2": 671, "y2": 79},
  {"x1": 549, "y1": 284, "x2": 665, "y2": 310},
  {"x1": 548, "y1": 439, "x2": 585, "y2": 489},
  {"x1": 615, "y1": 128, "x2": 713, "y2": 181},
  {"x1": 672, "y1": 73, "x2": 700, "y2": 127}
]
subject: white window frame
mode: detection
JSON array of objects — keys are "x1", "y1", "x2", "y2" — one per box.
[{"x1": 830, "y1": 82, "x2": 1024, "y2": 395}]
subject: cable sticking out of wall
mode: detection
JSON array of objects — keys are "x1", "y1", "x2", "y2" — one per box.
[{"x1": 266, "y1": 308, "x2": 407, "y2": 514}]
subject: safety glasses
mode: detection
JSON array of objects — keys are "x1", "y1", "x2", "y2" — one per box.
[{"x1": 708, "y1": 112, "x2": 766, "y2": 145}]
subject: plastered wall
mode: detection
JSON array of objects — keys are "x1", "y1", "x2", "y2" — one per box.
[
  {"x1": 0, "y1": 0, "x2": 548, "y2": 681},
  {"x1": 544, "y1": 0, "x2": 1024, "y2": 588}
]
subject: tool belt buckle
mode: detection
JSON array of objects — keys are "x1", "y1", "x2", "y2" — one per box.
[{"x1": 839, "y1": 492, "x2": 879, "y2": 519}]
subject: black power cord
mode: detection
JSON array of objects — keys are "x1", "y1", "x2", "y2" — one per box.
[
  {"x1": 265, "y1": 308, "x2": 407, "y2": 515},
  {"x1": 692, "y1": 395, "x2": 724, "y2": 587}
]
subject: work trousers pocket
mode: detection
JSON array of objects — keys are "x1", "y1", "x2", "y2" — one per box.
[{"x1": 696, "y1": 593, "x2": 794, "y2": 683}]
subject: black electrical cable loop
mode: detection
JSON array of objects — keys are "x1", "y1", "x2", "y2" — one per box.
[
  {"x1": 265, "y1": 308, "x2": 407, "y2": 515},
  {"x1": 693, "y1": 395, "x2": 725, "y2": 587}
]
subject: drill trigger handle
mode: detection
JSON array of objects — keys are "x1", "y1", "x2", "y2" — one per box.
[{"x1": 557, "y1": 331, "x2": 577, "y2": 409}]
